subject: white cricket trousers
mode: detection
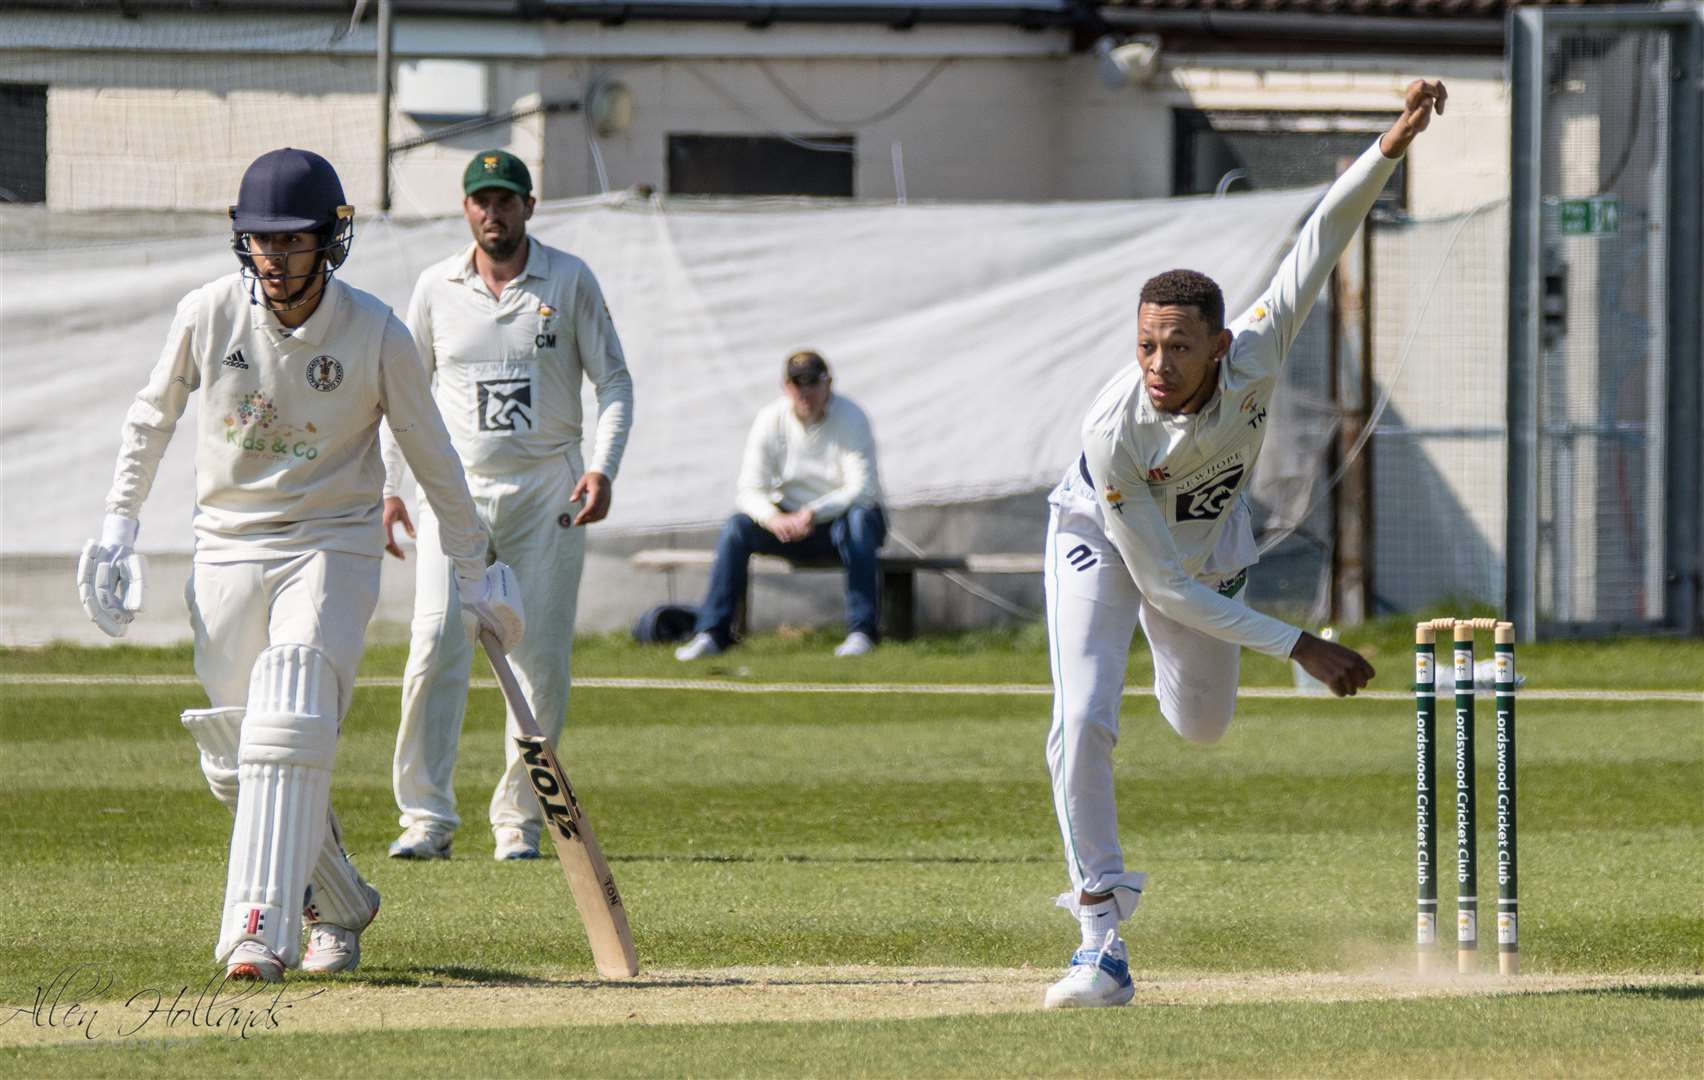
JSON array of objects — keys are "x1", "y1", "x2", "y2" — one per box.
[
  {"x1": 188, "y1": 551, "x2": 379, "y2": 723},
  {"x1": 1043, "y1": 471, "x2": 1245, "y2": 919},
  {"x1": 393, "y1": 452, "x2": 587, "y2": 841}
]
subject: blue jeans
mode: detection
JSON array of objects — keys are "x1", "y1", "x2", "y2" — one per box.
[{"x1": 694, "y1": 505, "x2": 888, "y2": 646}]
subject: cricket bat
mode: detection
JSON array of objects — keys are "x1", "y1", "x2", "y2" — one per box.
[{"x1": 479, "y1": 629, "x2": 639, "y2": 978}]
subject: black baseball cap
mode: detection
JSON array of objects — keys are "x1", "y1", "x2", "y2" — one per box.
[
  {"x1": 785, "y1": 351, "x2": 829, "y2": 384},
  {"x1": 463, "y1": 149, "x2": 532, "y2": 197}
]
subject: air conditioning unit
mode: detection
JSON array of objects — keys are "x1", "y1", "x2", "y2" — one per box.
[{"x1": 397, "y1": 59, "x2": 490, "y2": 122}]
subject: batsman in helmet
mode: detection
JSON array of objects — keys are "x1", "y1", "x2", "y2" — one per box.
[{"x1": 79, "y1": 147, "x2": 524, "y2": 982}]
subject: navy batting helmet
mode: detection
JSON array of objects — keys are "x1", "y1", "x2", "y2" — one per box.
[{"x1": 230, "y1": 148, "x2": 355, "y2": 308}]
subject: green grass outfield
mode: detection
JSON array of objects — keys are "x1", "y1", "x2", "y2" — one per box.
[{"x1": 1, "y1": 623, "x2": 1700, "y2": 1077}]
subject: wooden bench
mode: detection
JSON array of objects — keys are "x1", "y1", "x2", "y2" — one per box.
[{"x1": 629, "y1": 549, "x2": 1043, "y2": 641}]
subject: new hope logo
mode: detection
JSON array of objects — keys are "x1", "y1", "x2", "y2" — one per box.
[{"x1": 1175, "y1": 463, "x2": 1245, "y2": 522}]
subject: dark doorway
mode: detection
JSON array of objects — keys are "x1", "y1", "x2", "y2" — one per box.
[
  {"x1": 0, "y1": 84, "x2": 48, "y2": 204},
  {"x1": 1173, "y1": 109, "x2": 1407, "y2": 213}
]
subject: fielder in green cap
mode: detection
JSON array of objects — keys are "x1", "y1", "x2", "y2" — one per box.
[{"x1": 382, "y1": 143, "x2": 635, "y2": 864}]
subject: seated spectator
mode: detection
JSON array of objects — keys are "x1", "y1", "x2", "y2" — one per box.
[{"x1": 676, "y1": 351, "x2": 886, "y2": 660}]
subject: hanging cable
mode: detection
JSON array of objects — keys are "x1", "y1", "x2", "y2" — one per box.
[
  {"x1": 1597, "y1": 34, "x2": 1647, "y2": 194},
  {"x1": 584, "y1": 80, "x2": 612, "y2": 194},
  {"x1": 684, "y1": 65, "x2": 860, "y2": 154},
  {"x1": 756, "y1": 58, "x2": 954, "y2": 129}
]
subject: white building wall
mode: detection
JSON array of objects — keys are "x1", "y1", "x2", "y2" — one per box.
[{"x1": 2, "y1": 17, "x2": 1509, "y2": 211}]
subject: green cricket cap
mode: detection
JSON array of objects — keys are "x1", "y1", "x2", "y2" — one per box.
[{"x1": 463, "y1": 149, "x2": 532, "y2": 196}]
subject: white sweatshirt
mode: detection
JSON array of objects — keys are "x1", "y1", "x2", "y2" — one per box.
[
  {"x1": 382, "y1": 238, "x2": 633, "y2": 493},
  {"x1": 1079, "y1": 138, "x2": 1403, "y2": 658},
  {"x1": 735, "y1": 395, "x2": 882, "y2": 525},
  {"x1": 106, "y1": 273, "x2": 489, "y2": 582}
]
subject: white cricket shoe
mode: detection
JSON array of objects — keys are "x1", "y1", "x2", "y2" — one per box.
[
  {"x1": 303, "y1": 883, "x2": 380, "y2": 974},
  {"x1": 834, "y1": 631, "x2": 875, "y2": 658},
  {"x1": 494, "y1": 826, "x2": 541, "y2": 861},
  {"x1": 302, "y1": 923, "x2": 362, "y2": 974},
  {"x1": 675, "y1": 632, "x2": 723, "y2": 661},
  {"x1": 388, "y1": 823, "x2": 452, "y2": 860},
  {"x1": 1043, "y1": 930, "x2": 1135, "y2": 1009},
  {"x1": 225, "y1": 941, "x2": 285, "y2": 984}
]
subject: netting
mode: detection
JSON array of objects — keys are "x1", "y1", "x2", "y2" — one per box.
[
  {"x1": 1, "y1": 12, "x2": 380, "y2": 215},
  {"x1": 1535, "y1": 28, "x2": 1672, "y2": 627},
  {"x1": 1244, "y1": 277, "x2": 1336, "y2": 621},
  {"x1": 1369, "y1": 202, "x2": 1511, "y2": 616},
  {"x1": 0, "y1": 11, "x2": 1534, "y2": 636}
]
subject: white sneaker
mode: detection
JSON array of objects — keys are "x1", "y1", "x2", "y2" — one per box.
[
  {"x1": 225, "y1": 941, "x2": 285, "y2": 984},
  {"x1": 675, "y1": 632, "x2": 723, "y2": 661},
  {"x1": 303, "y1": 882, "x2": 380, "y2": 974},
  {"x1": 388, "y1": 823, "x2": 452, "y2": 860},
  {"x1": 494, "y1": 826, "x2": 541, "y2": 861},
  {"x1": 1043, "y1": 930, "x2": 1135, "y2": 1009},
  {"x1": 834, "y1": 631, "x2": 875, "y2": 658}
]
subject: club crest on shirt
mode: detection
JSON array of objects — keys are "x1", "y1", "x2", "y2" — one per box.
[
  {"x1": 1103, "y1": 484, "x2": 1124, "y2": 515},
  {"x1": 306, "y1": 355, "x2": 343, "y2": 392},
  {"x1": 536, "y1": 304, "x2": 557, "y2": 350}
]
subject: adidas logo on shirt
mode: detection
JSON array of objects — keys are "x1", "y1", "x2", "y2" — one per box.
[{"x1": 223, "y1": 349, "x2": 249, "y2": 369}]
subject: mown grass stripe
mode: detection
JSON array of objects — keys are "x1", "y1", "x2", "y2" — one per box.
[{"x1": 1, "y1": 672, "x2": 1697, "y2": 703}]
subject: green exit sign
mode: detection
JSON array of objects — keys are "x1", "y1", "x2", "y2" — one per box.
[{"x1": 1558, "y1": 196, "x2": 1621, "y2": 236}]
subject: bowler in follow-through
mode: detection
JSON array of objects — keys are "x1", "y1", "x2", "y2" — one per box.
[{"x1": 1039, "y1": 80, "x2": 1447, "y2": 1008}]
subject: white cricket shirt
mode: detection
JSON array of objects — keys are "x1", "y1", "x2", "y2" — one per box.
[
  {"x1": 1079, "y1": 138, "x2": 1402, "y2": 657},
  {"x1": 735, "y1": 394, "x2": 882, "y2": 525},
  {"x1": 382, "y1": 238, "x2": 633, "y2": 492},
  {"x1": 106, "y1": 274, "x2": 490, "y2": 580}
]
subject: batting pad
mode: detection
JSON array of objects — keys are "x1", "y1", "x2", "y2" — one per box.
[
  {"x1": 184, "y1": 705, "x2": 376, "y2": 930},
  {"x1": 218, "y1": 644, "x2": 341, "y2": 967},
  {"x1": 305, "y1": 810, "x2": 380, "y2": 931},
  {"x1": 180, "y1": 706, "x2": 245, "y2": 811}
]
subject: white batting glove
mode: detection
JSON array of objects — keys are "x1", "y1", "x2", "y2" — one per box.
[
  {"x1": 460, "y1": 560, "x2": 524, "y2": 652},
  {"x1": 76, "y1": 514, "x2": 145, "y2": 638}
]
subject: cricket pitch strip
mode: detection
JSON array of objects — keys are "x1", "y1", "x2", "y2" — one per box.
[{"x1": 4, "y1": 968, "x2": 1698, "y2": 1047}]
